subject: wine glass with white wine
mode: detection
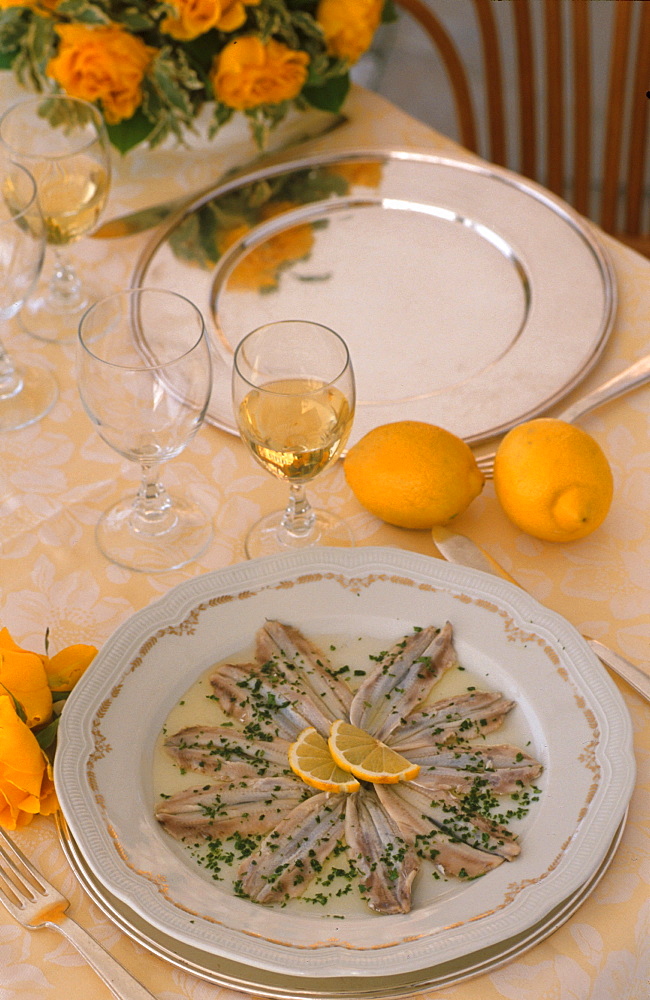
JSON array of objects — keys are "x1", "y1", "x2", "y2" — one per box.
[
  {"x1": 0, "y1": 159, "x2": 57, "y2": 432},
  {"x1": 232, "y1": 319, "x2": 355, "y2": 559},
  {"x1": 0, "y1": 95, "x2": 111, "y2": 343}
]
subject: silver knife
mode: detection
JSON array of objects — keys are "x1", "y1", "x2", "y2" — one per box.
[
  {"x1": 431, "y1": 525, "x2": 650, "y2": 703},
  {"x1": 92, "y1": 114, "x2": 348, "y2": 238}
]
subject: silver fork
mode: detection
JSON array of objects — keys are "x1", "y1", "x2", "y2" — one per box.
[
  {"x1": 476, "y1": 352, "x2": 650, "y2": 478},
  {"x1": 0, "y1": 828, "x2": 156, "y2": 1000}
]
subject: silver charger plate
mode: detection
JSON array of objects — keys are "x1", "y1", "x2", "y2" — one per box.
[{"x1": 133, "y1": 150, "x2": 616, "y2": 446}]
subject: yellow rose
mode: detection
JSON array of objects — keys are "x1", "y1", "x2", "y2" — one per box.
[
  {"x1": 316, "y1": 0, "x2": 383, "y2": 63},
  {"x1": 0, "y1": 695, "x2": 58, "y2": 830},
  {"x1": 47, "y1": 23, "x2": 157, "y2": 125},
  {"x1": 0, "y1": 627, "x2": 52, "y2": 728},
  {"x1": 211, "y1": 36, "x2": 309, "y2": 111},
  {"x1": 220, "y1": 201, "x2": 314, "y2": 291},
  {"x1": 44, "y1": 643, "x2": 96, "y2": 693},
  {"x1": 327, "y1": 160, "x2": 383, "y2": 188},
  {"x1": 162, "y1": 0, "x2": 261, "y2": 40}
]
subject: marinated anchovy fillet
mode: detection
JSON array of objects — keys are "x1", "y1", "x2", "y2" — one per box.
[
  {"x1": 376, "y1": 784, "x2": 505, "y2": 878},
  {"x1": 155, "y1": 620, "x2": 543, "y2": 914},
  {"x1": 164, "y1": 725, "x2": 292, "y2": 777},
  {"x1": 388, "y1": 691, "x2": 516, "y2": 749},
  {"x1": 411, "y1": 744, "x2": 543, "y2": 794},
  {"x1": 256, "y1": 621, "x2": 353, "y2": 722},
  {"x1": 345, "y1": 786, "x2": 419, "y2": 914},
  {"x1": 238, "y1": 792, "x2": 347, "y2": 904},
  {"x1": 210, "y1": 663, "x2": 316, "y2": 739},
  {"x1": 155, "y1": 775, "x2": 306, "y2": 840},
  {"x1": 350, "y1": 622, "x2": 457, "y2": 740},
  {"x1": 377, "y1": 781, "x2": 519, "y2": 862}
]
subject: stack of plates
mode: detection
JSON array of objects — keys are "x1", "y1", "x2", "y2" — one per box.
[{"x1": 55, "y1": 548, "x2": 634, "y2": 996}]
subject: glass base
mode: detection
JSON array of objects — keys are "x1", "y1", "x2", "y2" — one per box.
[
  {"x1": 0, "y1": 362, "x2": 58, "y2": 431},
  {"x1": 20, "y1": 278, "x2": 96, "y2": 344},
  {"x1": 244, "y1": 508, "x2": 354, "y2": 560},
  {"x1": 96, "y1": 493, "x2": 213, "y2": 573}
]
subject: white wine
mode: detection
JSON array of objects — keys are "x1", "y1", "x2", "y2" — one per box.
[
  {"x1": 237, "y1": 377, "x2": 354, "y2": 483},
  {"x1": 31, "y1": 156, "x2": 109, "y2": 245}
]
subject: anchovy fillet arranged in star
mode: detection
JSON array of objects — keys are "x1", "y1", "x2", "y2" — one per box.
[
  {"x1": 164, "y1": 725, "x2": 292, "y2": 777},
  {"x1": 411, "y1": 744, "x2": 543, "y2": 794},
  {"x1": 388, "y1": 691, "x2": 516, "y2": 750},
  {"x1": 155, "y1": 775, "x2": 306, "y2": 840},
  {"x1": 350, "y1": 622, "x2": 457, "y2": 740},
  {"x1": 376, "y1": 784, "x2": 505, "y2": 878},
  {"x1": 256, "y1": 620, "x2": 353, "y2": 722},
  {"x1": 345, "y1": 786, "x2": 419, "y2": 914},
  {"x1": 238, "y1": 792, "x2": 347, "y2": 904},
  {"x1": 377, "y1": 781, "x2": 519, "y2": 863},
  {"x1": 156, "y1": 619, "x2": 543, "y2": 914},
  {"x1": 209, "y1": 663, "x2": 315, "y2": 739}
]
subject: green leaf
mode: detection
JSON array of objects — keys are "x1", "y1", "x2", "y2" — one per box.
[
  {"x1": 302, "y1": 73, "x2": 350, "y2": 113},
  {"x1": 0, "y1": 683, "x2": 27, "y2": 724},
  {"x1": 106, "y1": 109, "x2": 156, "y2": 153},
  {"x1": 288, "y1": 9, "x2": 323, "y2": 40},
  {"x1": 382, "y1": 0, "x2": 398, "y2": 24},
  {"x1": 0, "y1": 50, "x2": 16, "y2": 69},
  {"x1": 120, "y1": 7, "x2": 156, "y2": 31},
  {"x1": 35, "y1": 716, "x2": 59, "y2": 751},
  {"x1": 55, "y1": 0, "x2": 112, "y2": 25}
]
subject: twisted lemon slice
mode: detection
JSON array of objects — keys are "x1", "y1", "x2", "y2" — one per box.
[
  {"x1": 328, "y1": 720, "x2": 420, "y2": 784},
  {"x1": 289, "y1": 727, "x2": 361, "y2": 793}
]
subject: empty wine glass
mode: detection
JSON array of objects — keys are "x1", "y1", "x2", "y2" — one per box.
[
  {"x1": 0, "y1": 159, "x2": 57, "y2": 432},
  {"x1": 77, "y1": 288, "x2": 213, "y2": 573},
  {"x1": 0, "y1": 95, "x2": 111, "y2": 343},
  {"x1": 232, "y1": 319, "x2": 355, "y2": 559}
]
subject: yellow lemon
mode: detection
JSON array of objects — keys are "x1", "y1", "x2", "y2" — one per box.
[
  {"x1": 343, "y1": 421, "x2": 484, "y2": 529},
  {"x1": 288, "y1": 727, "x2": 360, "y2": 793},
  {"x1": 493, "y1": 418, "x2": 614, "y2": 542},
  {"x1": 328, "y1": 720, "x2": 420, "y2": 784}
]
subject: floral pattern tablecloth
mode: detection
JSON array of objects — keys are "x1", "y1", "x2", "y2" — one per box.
[{"x1": 0, "y1": 84, "x2": 648, "y2": 1000}]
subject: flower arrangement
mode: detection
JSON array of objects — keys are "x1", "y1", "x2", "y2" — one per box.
[
  {"x1": 0, "y1": 0, "x2": 392, "y2": 153},
  {"x1": 0, "y1": 626, "x2": 97, "y2": 829}
]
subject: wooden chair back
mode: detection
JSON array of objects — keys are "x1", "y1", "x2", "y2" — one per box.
[{"x1": 391, "y1": 0, "x2": 650, "y2": 255}]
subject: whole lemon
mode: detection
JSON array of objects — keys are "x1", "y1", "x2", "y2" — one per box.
[
  {"x1": 344, "y1": 421, "x2": 484, "y2": 529},
  {"x1": 493, "y1": 418, "x2": 613, "y2": 542}
]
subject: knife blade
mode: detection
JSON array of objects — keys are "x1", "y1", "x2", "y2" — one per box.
[
  {"x1": 92, "y1": 113, "x2": 348, "y2": 239},
  {"x1": 431, "y1": 525, "x2": 650, "y2": 703}
]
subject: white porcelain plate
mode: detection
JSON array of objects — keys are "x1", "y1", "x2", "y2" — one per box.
[
  {"x1": 55, "y1": 548, "x2": 634, "y2": 979},
  {"x1": 134, "y1": 151, "x2": 616, "y2": 445}
]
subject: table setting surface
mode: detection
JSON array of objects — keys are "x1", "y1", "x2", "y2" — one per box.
[{"x1": 0, "y1": 85, "x2": 648, "y2": 1000}]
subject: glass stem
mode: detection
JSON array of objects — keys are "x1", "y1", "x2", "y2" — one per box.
[
  {"x1": 47, "y1": 248, "x2": 83, "y2": 311},
  {"x1": 280, "y1": 484, "x2": 316, "y2": 538},
  {"x1": 130, "y1": 462, "x2": 176, "y2": 537},
  {"x1": 0, "y1": 335, "x2": 22, "y2": 401}
]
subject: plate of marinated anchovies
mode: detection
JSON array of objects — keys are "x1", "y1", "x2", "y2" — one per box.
[{"x1": 55, "y1": 547, "x2": 634, "y2": 979}]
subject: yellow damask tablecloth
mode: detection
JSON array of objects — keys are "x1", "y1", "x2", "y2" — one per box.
[{"x1": 0, "y1": 85, "x2": 648, "y2": 999}]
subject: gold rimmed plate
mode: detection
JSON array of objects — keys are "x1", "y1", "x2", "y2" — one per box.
[
  {"x1": 57, "y1": 811, "x2": 626, "y2": 997},
  {"x1": 54, "y1": 548, "x2": 634, "y2": 980}
]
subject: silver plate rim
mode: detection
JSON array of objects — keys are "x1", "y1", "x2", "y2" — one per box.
[{"x1": 131, "y1": 148, "x2": 617, "y2": 445}]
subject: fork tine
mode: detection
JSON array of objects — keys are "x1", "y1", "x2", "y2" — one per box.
[
  {"x1": 0, "y1": 831, "x2": 54, "y2": 917},
  {"x1": 0, "y1": 829, "x2": 157, "y2": 999},
  {"x1": 476, "y1": 454, "x2": 495, "y2": 478},
  {"x1": 0, "y1": 830, "x2": 48, "y2": 895}
]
